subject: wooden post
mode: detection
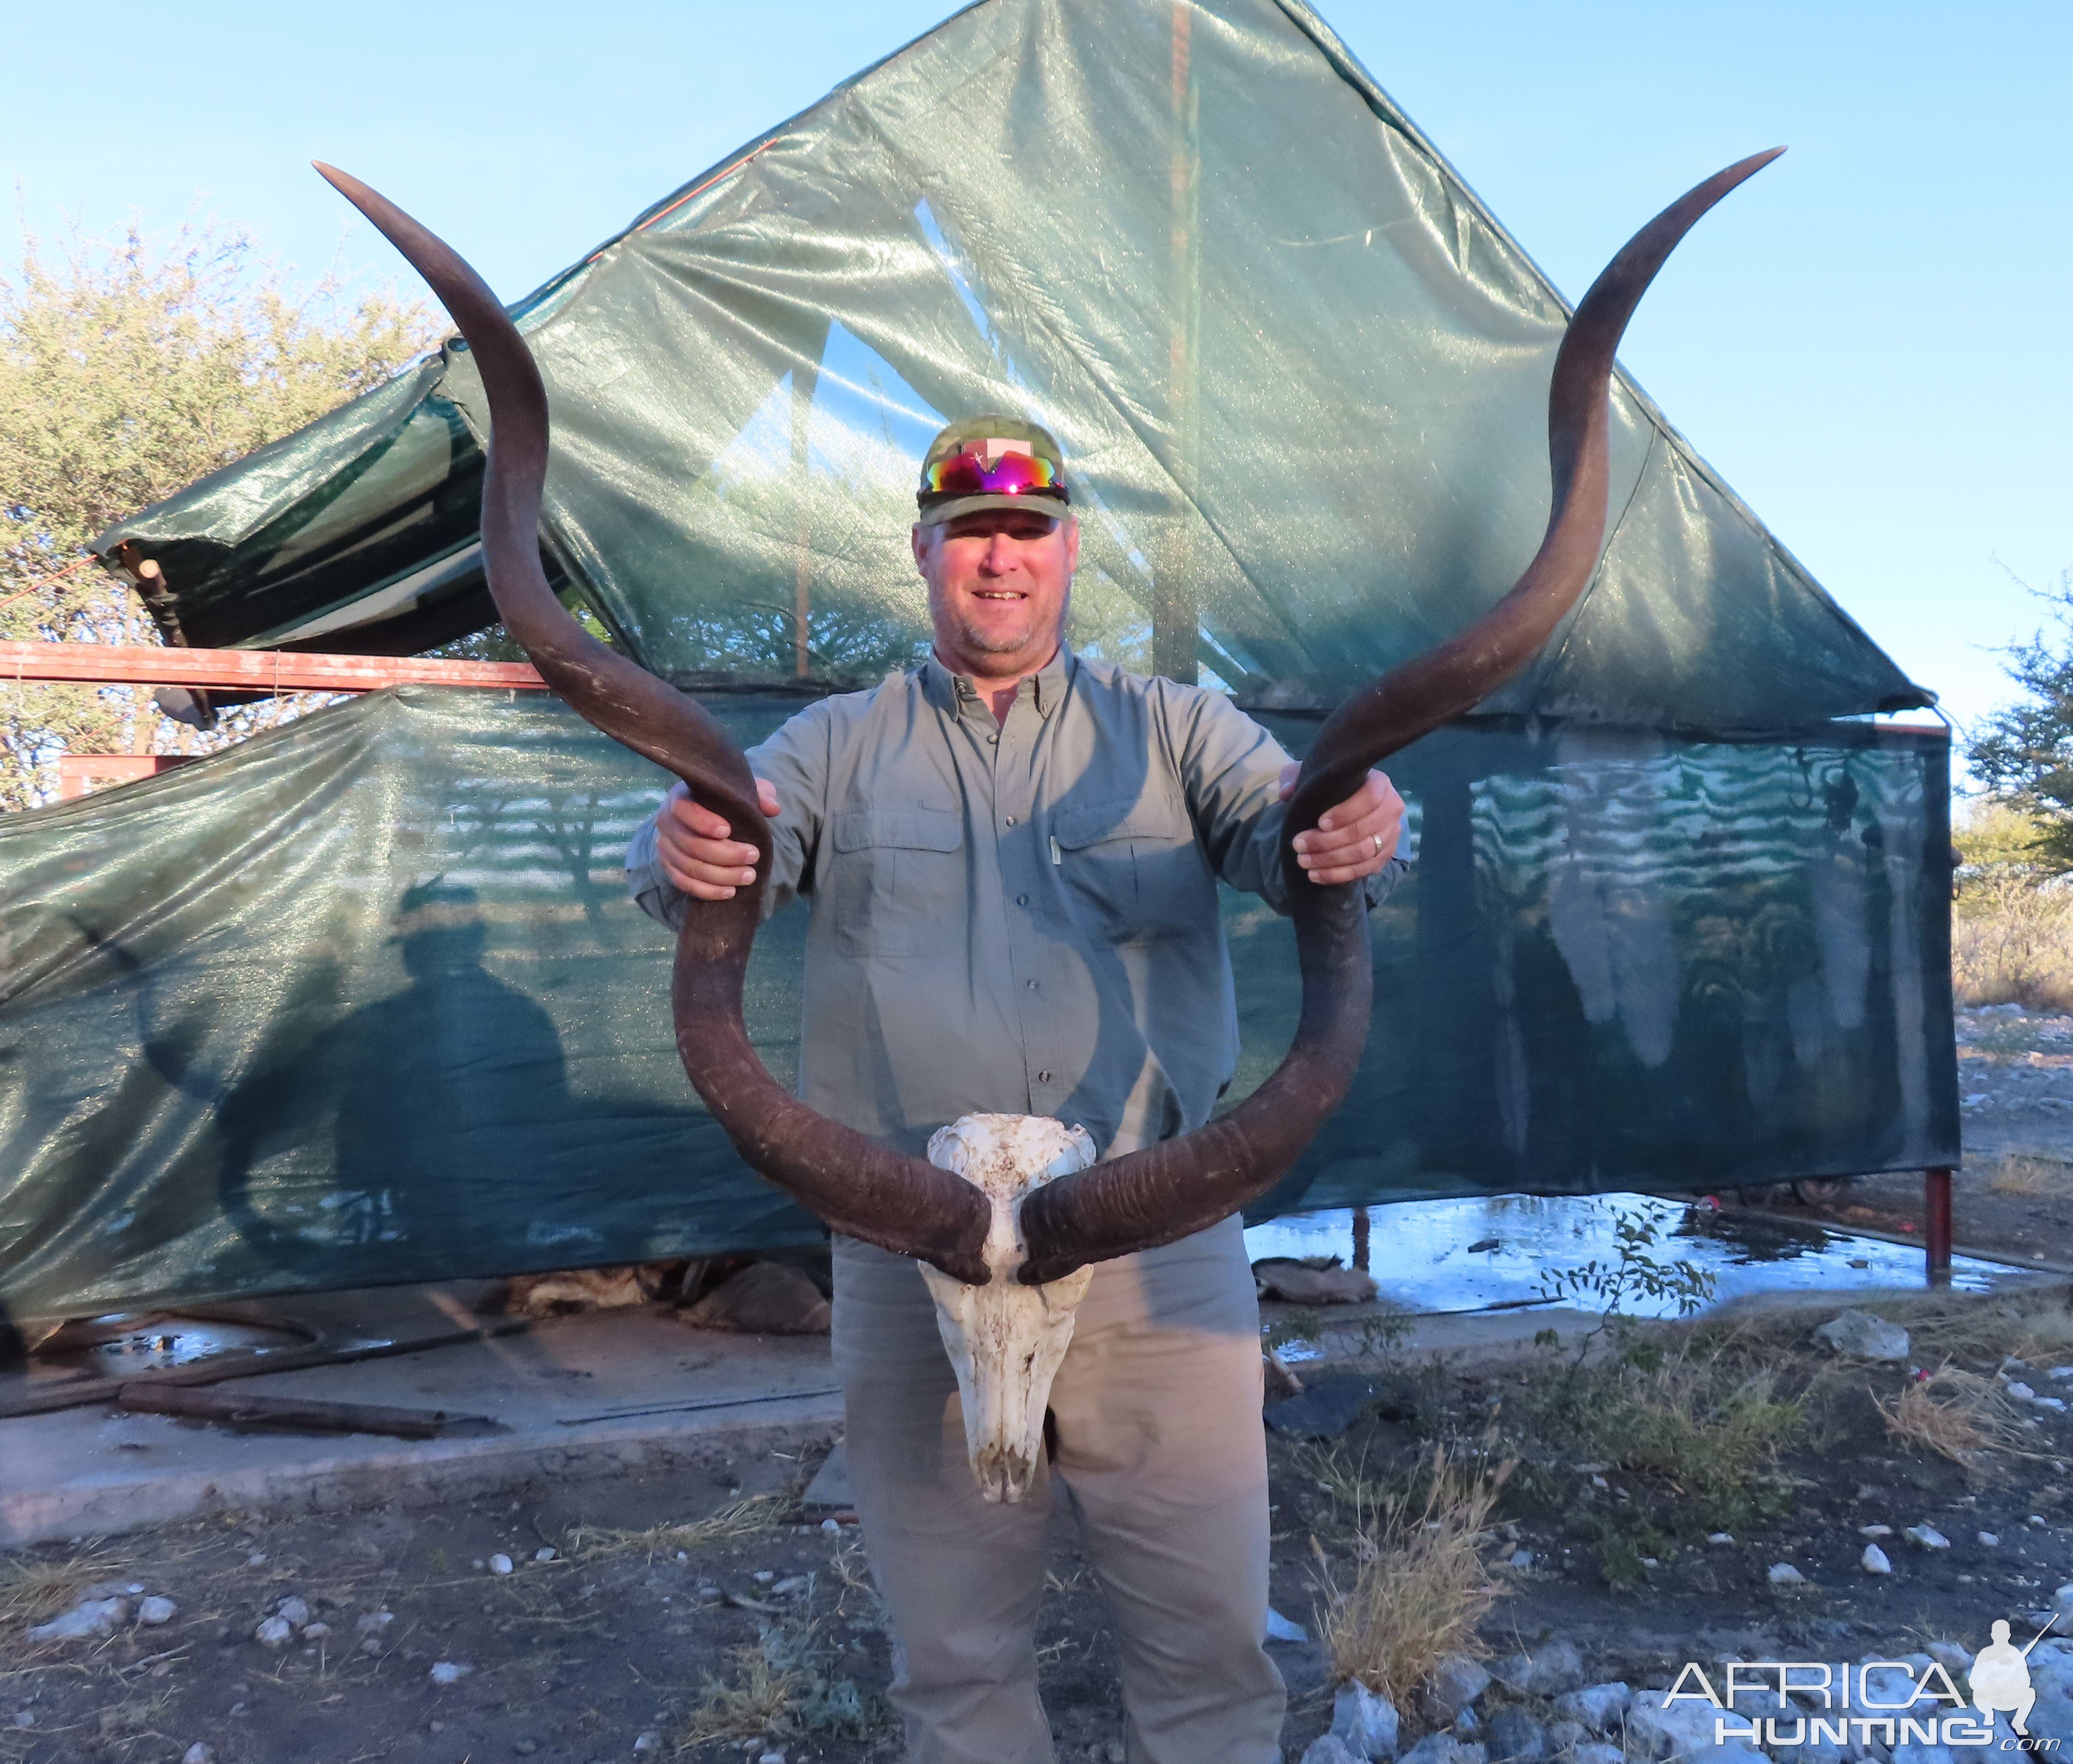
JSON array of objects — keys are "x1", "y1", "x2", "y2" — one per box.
[
  {"x1": 1351, "y1": 1206, "x2": 1371, "y2": 1273},
  {"x1": 1925, "y1": 1167, "x2": 1953, "y2": 1287}
]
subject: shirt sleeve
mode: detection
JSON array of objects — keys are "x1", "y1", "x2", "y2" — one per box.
[
  {"x1": 1173, "y1": 686, "x2": 1411, "y2": 916},
  {"x1": 623, "y1": 702, "x2": 832, "y2": 932}
]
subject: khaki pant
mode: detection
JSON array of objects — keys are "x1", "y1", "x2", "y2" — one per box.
[{"x1": 831, "y1": 1215, "x2": 1284, "y2": 1764}]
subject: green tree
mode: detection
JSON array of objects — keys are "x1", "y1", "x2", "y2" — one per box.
[
  {"x1": 1967, "y1": 567, "x2": 2073, "y2": 871},
  {"x1": 0, "y1": 217, "x2": 436, "y2": 809}
]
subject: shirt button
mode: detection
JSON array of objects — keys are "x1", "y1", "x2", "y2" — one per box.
[
  {"x1": 1026, "y1": 979, "x2": 1039, "y2": 991},
  {"x1": 988, "y1": 735, "x2": 998, "y2": 745},
  {"x1": 1037, "y1": 1070, "x2": 1052, "y2": 1084},
  {"x1": 1016, "y1": 894, "x2": 1029, "y2": 907},
  {"x1": 1004, "y1": 815, "x2": 1016, "y2": 826}
]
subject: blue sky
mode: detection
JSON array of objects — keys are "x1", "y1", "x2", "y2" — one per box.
[{"x1": 6, "y1": 1, "x2": 2068, "y2": 765}]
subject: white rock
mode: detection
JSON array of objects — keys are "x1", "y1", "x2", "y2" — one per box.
[
  {"x1": 2010, "y1": 1382, "x2": 2039, "y2": 1401},
  {"x1": 27, "y1": 1596, "x2": 129, "y2": 1641},
  {"x1": 253, "y1": 1616, "x2": 293, "y2": 1647},
  {"x1": 2050, "y1": 1367, "x2": 2073, "y2": 1381},
  {"x1": 1398, "y1": 1738, "x2": 1485, "y2": 1764},
  {"x1": 1980, "y1": 1531, "x2": 2001, "y2": 1547},
  {"x1": 1332, "y1": 1679, "x2": 1402, "y2": 1759},
  {"x1": 632, "y1": 1734, "x2": 661, "y2": 1754},
  {"x1": 1708, "y1": 1532, "x2": 1734, "y2": 1546},
  {"x1": 429, "y1": 1661, "x2": 471, "y2": 1684},
  {"x1": 2038, "y1": 1397, "x2": 2068, "y2": 1414},
  {"x1": 356, "y1": 1610, "x2": 394, "y2": 1632},
  {"x1": 533, "y1": 1547, "x2": 556, "y2": 1562},
  {"x1": 1424, "y1": 1655, "x2": 1493, "y2": 1720},
  {"x1": 771, "y1": 1575, "x2": 810, "y2": 1597},
  {"x1": 135, "y1": 1595, "x2": 177, "y2": 1626},
  {"x1": 1769, "y1": 1562, "x2": 1808, "y2": 1585},
  {"x1": 1629, "y1": 1689, "x2": 1770, "y2": 1764},
  {"x1": 756, "y1": 1752, "x2": 786, "y2": 1764},
  {"x1": 275, "y1": 1596, "x2": 310, "y2": 1626},
  {"x1": 1811, "y1": 1309, "x2": 1911, "y2": 1360},
  {"x1": 1303, "y1": 1738, "x2": 1366, "y2": 1764},
  {"x1": 302, "y1": 1621, "x2": 331, "y2": 1639},
  {"x1": 488, "y1": 1553, "x2": 513, "y2": 1576},
  {"x1": 1927, "y1": 1640, "x2": 1976, "y2": 1676},
  {"x1": 1861, "y1": 1524, "x2": 1894, "y2": 1537},
  {"x1": 1863, "y1": 1544, "x2": 1893, "y2": 1574},
  {"x1": 751, "y1": 1569, "x2": 775, "y2": 1583},
  {"x1": 183, "y1": 1746, "x2": 215, "y2": 1764},
  {"x1": 245, "y1": 1551, "x2": 266, "y2": 1566},
  {"x1": 1552, "y1": 1683, "x2": 1631, "y2": 1735},
  {"x1": 1266, "y1": 1607, "x2": 1309, "y2": 1643},
  {"x1": 1903, "y1": 1525, "x2": 1951, "y2": 1550}
]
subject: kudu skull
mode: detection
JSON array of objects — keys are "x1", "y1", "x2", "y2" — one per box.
[{"x1": 315, "y1": 142, "x2": 1779, "y2": 1499}]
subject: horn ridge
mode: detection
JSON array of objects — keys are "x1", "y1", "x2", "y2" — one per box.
[
  {"x1": 315, "y1": 165, "x2": 992, "y2": 1286},
  {"x1": 1014, "y1": 150, "x2": 1781, "y2": 1285}
]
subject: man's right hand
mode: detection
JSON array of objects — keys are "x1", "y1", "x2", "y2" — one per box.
[{"x1": 655, "y1": 778, "x2": 781, "y2": 901}]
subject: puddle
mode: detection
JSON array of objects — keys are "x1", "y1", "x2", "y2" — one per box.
[
  {"x1": 32, "y1": 1312, "x2": 313, "y2": 1375},
  {"x1": 1244, "y1": 1191, "x2": 2010, "y2": 1324}
]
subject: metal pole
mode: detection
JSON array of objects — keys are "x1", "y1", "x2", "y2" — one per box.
[
  {"x1": 1151, "y1": 0, "x2": 1200, "y2": 685},
  {"x1": 1925, "y1": 1166, "x2": 1953, "y2": 1287}
]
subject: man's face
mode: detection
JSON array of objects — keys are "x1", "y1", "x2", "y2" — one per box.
[{"x1": 911, "y1": 508, "x2": 1079, "y2": 676}]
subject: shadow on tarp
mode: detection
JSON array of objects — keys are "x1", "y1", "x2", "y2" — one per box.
[{"x1": 0, "y1": 688, "x2": 1956, "y2": 1319}]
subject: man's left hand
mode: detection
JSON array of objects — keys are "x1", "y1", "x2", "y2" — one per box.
[{"x1": 1278, "y1": 764, "x2": 1406, "y2": 885}]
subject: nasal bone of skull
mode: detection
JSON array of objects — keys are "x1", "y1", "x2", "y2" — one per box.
[{"x1": 917, "y1": 1113, "x2": 1100, "y2": 1503}]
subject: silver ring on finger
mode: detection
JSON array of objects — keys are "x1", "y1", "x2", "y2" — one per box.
[{"x1": 1372, "y1": 832, "x2": 1384, "y2": 855}]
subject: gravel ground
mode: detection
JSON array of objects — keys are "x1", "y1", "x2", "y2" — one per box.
[{"x1": 9, "y1": 1286, "x2": 2073, "y2": 1763}]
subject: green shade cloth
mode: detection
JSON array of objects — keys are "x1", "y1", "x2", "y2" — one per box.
[
  {"x1": 0, "y1": 690, "x2": 1953, "y2": 1320},
  {"x1": 94, "y1": 0, "x2": 1926, "y2": 731}
]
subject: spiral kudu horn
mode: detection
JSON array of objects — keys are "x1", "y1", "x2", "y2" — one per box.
[
  {"x1": 1013, "y1": 146, "x2": 1784, "y2": 1284},
  {"x1": 314, "y1": 147, "x2": 1779, "y2": 1292},
  {"x1": 312, "y1": 161, "x2": 993, "y2": 1284}
]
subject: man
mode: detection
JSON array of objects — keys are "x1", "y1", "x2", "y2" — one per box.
[{"x1": 626, "y1": 415, "x2": 1408, "y2": 1763}]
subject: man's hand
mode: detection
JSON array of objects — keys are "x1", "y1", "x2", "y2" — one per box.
[
  {"x1": 1278, "y1": 764, "x2": 1406, "y2": 885},
  {"x1": 655, "y1": 777, "x2": 781, "y2": 901}
]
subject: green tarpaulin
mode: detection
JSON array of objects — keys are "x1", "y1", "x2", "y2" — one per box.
[
  {"x1": 0, "y1": 690, "x2": 1954, "y2": 1318},
  {"x1": 1, "y1": 0, "x2": 1953, "y2": 1318}
]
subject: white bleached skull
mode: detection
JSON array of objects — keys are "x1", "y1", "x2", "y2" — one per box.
[{"x1": 917, "y1": 1113, "x2": 1100, "y2": 1503}]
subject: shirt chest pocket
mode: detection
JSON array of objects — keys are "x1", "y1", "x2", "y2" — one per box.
[
  {"x1": 829, "y1": 809, "x2": 966, "y2": 957},
  {"x1": 1051, "y1": 796, "x2": 1207, "y2": 945}
]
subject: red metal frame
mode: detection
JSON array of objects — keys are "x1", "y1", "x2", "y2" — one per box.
[
  {"x1": 0, "y1": 640, "x2": 545, "y2": 695},
  {"x1": 1925, "y1": 1166, "x2": 1953, "y2": 1287}
]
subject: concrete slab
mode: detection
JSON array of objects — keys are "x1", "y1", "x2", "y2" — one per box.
[{"x1": 0, "y1": 1292, "x2": 842, "y2": 1549}]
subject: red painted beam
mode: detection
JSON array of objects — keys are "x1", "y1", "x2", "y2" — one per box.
[
  {"x1": 1925, "y1": 1166, "x2": 1953, "y2": 1287},
  {"x1": 0, "y1": 641, "x2": 546, "y2": 694}
]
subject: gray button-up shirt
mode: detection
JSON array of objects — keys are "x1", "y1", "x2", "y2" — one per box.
[{"x1": 626, "y1": 644, "x2": 1408, "y2": 1159}]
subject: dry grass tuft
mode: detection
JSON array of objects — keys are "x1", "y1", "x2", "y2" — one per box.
[
  {"x1": 1989, "y1": 1156, "x2": 2070, "y2": 1196},
  {"x1": 1314, "y1": 1443, "x2": 1511, "y2": 1705},
  {"x1": 1876, "y1": 1364, "x2": 2031, "y2": 1472},
  {"x1": 0, "y1": 1548, "x2": 126, "y2": 1627},
  {"x1": 679, "y1": 1640, "x2": 808, "y2": 1744},
  {"x1": 564, "y1": 1493, "x2": 785, "y2": 1562}
]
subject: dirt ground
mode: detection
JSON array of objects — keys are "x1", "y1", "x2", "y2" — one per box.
[
  {"x1": 8, "y1": 1285, "x2": 2073, "y2": 1764},
  {"x1": 1741, "y1": 1006, "x2": 2073, "y2": 1267}
]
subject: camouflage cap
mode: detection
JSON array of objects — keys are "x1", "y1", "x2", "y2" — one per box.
[{"x1": 915, "y1": 414, "x2": 1072, "y2": 527}]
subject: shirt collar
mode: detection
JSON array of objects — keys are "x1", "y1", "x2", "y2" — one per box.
[{"x1": 921, "y1": 641, "x2": 1076, "y2": 721}]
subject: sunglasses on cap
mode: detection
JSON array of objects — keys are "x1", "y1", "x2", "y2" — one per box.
[{"x1": 920, "y1": 447, "x2": 1068, "y2": 501}]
